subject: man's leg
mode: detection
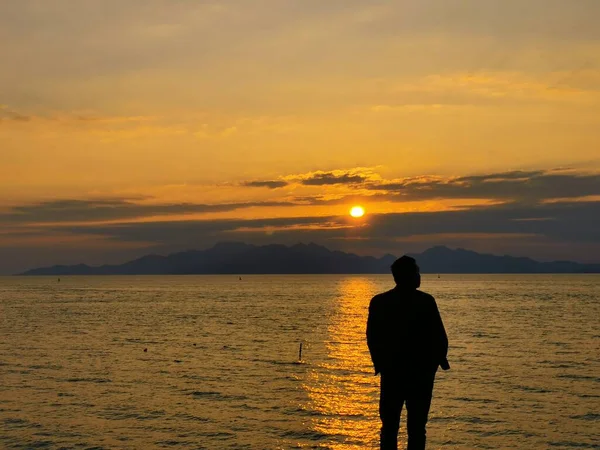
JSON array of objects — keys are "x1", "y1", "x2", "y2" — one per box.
[
  {"x1": 405, "y1": 376, "x2": 434, "y2": 450},
  {"x1": 379, "y1": 373, "x2": 404, "y2": 450}
]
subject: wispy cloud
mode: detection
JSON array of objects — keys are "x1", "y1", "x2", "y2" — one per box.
[
  {"x1": 0, "y1": 105, "x2": 31, "y2": 123},
  {"x1": 242, "y1": 180, "x2": 289, "y2": 189},
  {"x1": 1, "y1": 104, "x2": 158, "y2": 125}
]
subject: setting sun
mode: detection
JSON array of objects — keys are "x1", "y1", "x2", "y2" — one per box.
[{"x1": 350, "y1": 206, "x2": 365, "y2": 218}]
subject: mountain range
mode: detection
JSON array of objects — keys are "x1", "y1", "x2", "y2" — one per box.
[{"x1": 20, "y1": 242, "x2": 600, "y2": 275}]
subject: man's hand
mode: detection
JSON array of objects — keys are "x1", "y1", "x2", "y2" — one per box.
[{"x1": 440, "y1": 358, "x2": 450, "y2": 371}]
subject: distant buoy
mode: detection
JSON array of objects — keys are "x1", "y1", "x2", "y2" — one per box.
[
  {"x1": 298, "y1": 342, "x2": 303, "y2": 362},
  {"x1": 143, "y1": 348, "x2": 148, "y2": 352}
]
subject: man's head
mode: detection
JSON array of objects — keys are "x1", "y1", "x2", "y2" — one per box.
[{"x1": 391, "y1": 255, "x2": 421, "y2": 289}]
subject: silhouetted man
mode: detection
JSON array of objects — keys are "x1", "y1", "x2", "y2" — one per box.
[{"x1": 367, "y1": 256, "x2": 449, "y2": 450}]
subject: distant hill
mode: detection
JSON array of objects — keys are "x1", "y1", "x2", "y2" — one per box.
[{"x1": 19, "y1": 242, "x2": 600, "y2": 275}]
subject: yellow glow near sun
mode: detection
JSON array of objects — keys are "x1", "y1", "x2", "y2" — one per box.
[{"x1": 350, "y1": 206, "x2": 365, "y2": 218}]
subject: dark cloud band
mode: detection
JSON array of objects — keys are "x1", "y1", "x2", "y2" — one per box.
[
  {"x1": 368, "y1": 170, "x2": 600, "y2": 202},
  {"x1": 0, "y1": 198, "x2": 292, "y2": 224}
]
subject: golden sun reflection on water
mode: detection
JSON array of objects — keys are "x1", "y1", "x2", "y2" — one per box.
[{"x1": 301, "y1": 277, "x2": 385, "y2": 449}]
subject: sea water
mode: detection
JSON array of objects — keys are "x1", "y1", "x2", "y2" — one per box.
[{"x1": 1, "y1": 275, "x2": 598, "y2": 449}]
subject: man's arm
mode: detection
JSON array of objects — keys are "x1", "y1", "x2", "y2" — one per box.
[
  {"x1": 366, "y1": 298, "x2": 382, "y2": 375},
  {"x1": 431, "y1": 297, "x2": 449, "y2": 370}
]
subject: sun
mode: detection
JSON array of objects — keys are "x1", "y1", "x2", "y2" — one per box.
[{"x1": 350, "y1": 205, "x2": 365, "y2": 218}]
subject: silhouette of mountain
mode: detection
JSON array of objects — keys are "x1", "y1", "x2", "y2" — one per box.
[
  {"x1": 409, "y1": 245, "x2": 599, "y2": 274},
  {"x1": 19, "y1": 242, "x2": 600, "y2": 275}
]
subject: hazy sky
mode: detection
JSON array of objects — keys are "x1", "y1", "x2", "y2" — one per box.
[{"x1": 1, "y1": 0, "x2": 599, "y2": 273}]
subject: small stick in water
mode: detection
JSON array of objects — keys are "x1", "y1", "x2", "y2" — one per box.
[{"x1": 298, "y1": 342, "x2": 303, "y2": 362}]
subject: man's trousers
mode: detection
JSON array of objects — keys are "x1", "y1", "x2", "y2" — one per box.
[{"x1": 379, "y1": 371, "x2": 435, "y2": 450}]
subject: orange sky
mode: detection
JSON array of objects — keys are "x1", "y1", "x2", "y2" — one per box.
[{"x1": 1, "y1": 1, "x2": 599, "y2": 273}]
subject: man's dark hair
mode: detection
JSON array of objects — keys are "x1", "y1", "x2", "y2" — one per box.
[{"x1": 391, "y1": 255, "x2": 421, "y2": 289}]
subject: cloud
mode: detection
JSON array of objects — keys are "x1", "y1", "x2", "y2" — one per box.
[
  {"x1": 365, "y1": 201, "x2": 600, "y2": 243},
  {"x1": 19, "y1": 198, "x2": 597, "y2": 246},
  {"x1": 290, "y1": 168, "x2": 381, "y2": 186},
  {"x1": 456, "y1": 170, "x2": 544, "y2": 182},
  {"x1": 17, "y1": 199, "x2": 595, "y2": 262},
  {"x1": 0, "y1": 105, "x2": 160, "y2": 128},
  {"x1": 0, "y1": 105, "x2": 31, "y2": 123},
  {"x1": 239, "y1": 168, "x2": 600, "y2": 206},
  {"x1": 0, "y1": 198, "x2": 296, "y2": 224},
  {"x1": 242, "y1": 180, "x2": 289, "y2": 189},
  {"x1": 369, "y1": 169, "x2": 600, "y2": 203},
  {"x1": 55, "y1": 215, "x2": 342, "y2": 245},
  {"x1": 240, "y1": 168, "x2": 381, "y2": 190},
  {"x1": 5, "y1": 168, "x2": 595, "y2": 227},
  {"x1": 300, "y1": 172, "x2": 368, "y2": 186},
  {"x1": 71, "y1": 114, "x2": 157, "y2": 124}
]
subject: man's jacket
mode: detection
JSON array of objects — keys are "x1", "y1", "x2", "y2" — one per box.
[{"x1": 366, "y1": 287, "x2": 448, "y2": 376}]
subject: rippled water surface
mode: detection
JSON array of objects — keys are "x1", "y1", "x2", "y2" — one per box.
[{"x1": 1, "y1": 275, "x2": 598, "y2": 449}]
